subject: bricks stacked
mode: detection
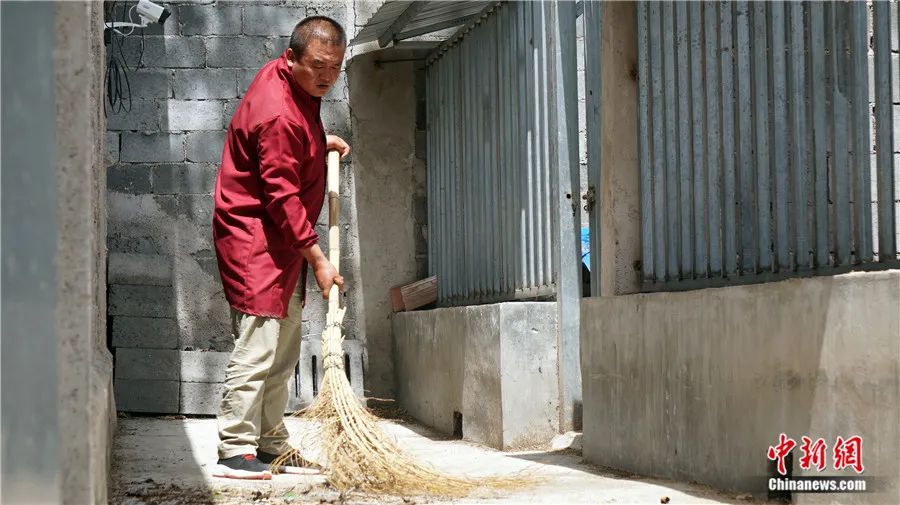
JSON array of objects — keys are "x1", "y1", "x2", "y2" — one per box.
[{"x1": 106, "y1": 0, "x2": 356, "y2": 414}]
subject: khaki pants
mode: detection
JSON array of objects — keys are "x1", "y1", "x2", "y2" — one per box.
[{"x1": 217, "y1": 291, "x2": 303, "y2": 459}]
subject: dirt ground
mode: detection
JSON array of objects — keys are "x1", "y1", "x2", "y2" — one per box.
[{"x1": 111, "y1": 416, "x2": 765, "y2": 505}]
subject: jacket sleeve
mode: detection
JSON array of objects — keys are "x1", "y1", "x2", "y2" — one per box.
[{"x1": 256, "y1": 115, "x2": 318, "y2": 250}]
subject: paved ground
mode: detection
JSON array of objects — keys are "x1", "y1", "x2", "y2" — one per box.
[{"x1": 112, "y1": 416, "x2": 764, "y2": 504}]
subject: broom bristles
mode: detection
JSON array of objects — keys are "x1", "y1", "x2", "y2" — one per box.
[{"x1": 272, "y1": 320, "x2": 531, "y2": 497}]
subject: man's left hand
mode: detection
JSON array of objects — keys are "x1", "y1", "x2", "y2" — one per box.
[{"x1": 326, "y1": 135, "x2": 351, "y2": 159}]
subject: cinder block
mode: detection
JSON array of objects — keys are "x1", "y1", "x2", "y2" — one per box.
[
  {"x1": 151, "y1": 163, "x2": 218, "y2": 195},
  {"x1": 108, "y1": 233, "x2": 165, "y2": 255},
  {"x1": 122, "y1": 36, "x2": 206, "y2": 68},
  {"x1": 162, "y1": 100, "x2": 226, "y2": 131},
  {"x1": 109, "y1": 284, "x2": 174, "y2": 317},
  {"x1": 106, "y1": 132, "x2": 120, "y2": 167},
  {"x1": 179, "y1": 350, "x2": 229, "y2": 382},
  {"x1": 115, "y1": 348, "x2": 180, "y2": 381},
  {"x1": 121, "y1": 132, "x2": 185, "y2": 163},
  {"x1": 179, "y1": 4, "x2": 242, "y2": 36},
  {"x1": 242, "y1": 6, "x2": 306, "y2": 36},
  {"x1": 112, "y1": 316, "x2": 179, "y2": 349},
  {"x1": 173, "y1": 69, "x2": 238, "y2": 99},
  {"x1": 186, "y1": 130, "x2": 226, "y2": 162},
  {"x1": 180, "y1": 381, "x2": 225, "y2": 415},
  {"x1": 224, "y1": 99, "x2": 242, "y2": 124},
  {"x1": 109, "y1": 252, "x2": 173, "y2": 286},
  {"x1": 115, "y1": 378, "x2": 179, "y2": 413},
  {"x1": 128, "y1": 69, "x2": 173, "y2": 99},
  {"x1": 292, "y1": 337, "x2": 364, "y2": 410},
  {"x1": 107, "y1": 99, "x2": 160, "y2": 131},
  {"x1": 206, "y1": 36, "x2": 268, "y2": 68},
  {"x1": 238, "y1": 69, "x2": 259, "y2": 96},
  {"x1": 320, "y1": 101, "x2": 350, "y2": 133},
  {"x1": 107, "y1": 163, "x2": 152, "y2": 194},
  {"x1": 894, "y1": 105, "x2": 900, "y2": 151},
  {"x1": 893, "y1": 3, "x2": 899, "y2": 52},
  {"x1": 267, "y1": 36, "x2": 291, "y2": 59},
  {"x1": 156, "y1": 194, "x2": 215, "y2": 222},
  {"x1": 305, "y1": 2, "x2": 350, "y2": 33}
]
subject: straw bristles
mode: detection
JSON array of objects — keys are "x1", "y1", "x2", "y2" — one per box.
[{"x1": 273, "y1": 313, "x2": 530, "y2": 497}]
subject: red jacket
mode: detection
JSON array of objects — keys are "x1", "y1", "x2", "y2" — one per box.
[{"x1": 213, "y1": 51, "x2": 326, "y2": 318}]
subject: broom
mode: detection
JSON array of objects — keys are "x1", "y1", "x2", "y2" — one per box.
[{"x1": 274, "y1": 151, "x2": 528, "y2": 497}]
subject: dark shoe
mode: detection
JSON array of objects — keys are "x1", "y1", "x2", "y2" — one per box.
[
  {"x1": 213, "y1": 454, "x2": 273, "y2": 480},
  {"x1": 257, "y1": 450, "x2": 320, "y2": 474}
]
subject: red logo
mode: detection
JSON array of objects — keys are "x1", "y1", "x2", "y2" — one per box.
[
  {"x1": 767, "y1": 433, "x2": 796, "y2": 476},
  {"x1": 798, "y1": 436, "x2": 828, "y2": 472},
  {"x1": 833, "y1": 436, "x2": 864, "y2": 473},
  {"x1": 768, "y1": 434, "x2": 865, "y2": 475}
]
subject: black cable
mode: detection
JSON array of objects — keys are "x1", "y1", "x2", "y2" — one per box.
[{"x1": 104, "y1": 0, "x2": 145, "y2": 116}]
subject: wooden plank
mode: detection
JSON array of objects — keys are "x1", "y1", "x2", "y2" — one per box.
[
  {"x1": 637, "y1": 1, "x2": 654, "y2": 281},
  {"x1": 584, "y1": 0, "x2": 603, "y2": 292},
  {"x1": 663, "y1": 1, "x2": 679, "y2": 280},
  {"x1": 753, "y1": 1, "x2": 771, "y2": 271},
  {"x1": 874, "y1": 0, "x2": 897, "y2": 259},
  {"x1": 735, "y1": 1, "x2": 754, "y2": 272},
  {"x1": 850, "y1": 1, "x2": 872, "y2": 262},
  {"x1": 676, "y1": 1, "x2": 693, "y2": 277},
  {"x1": 651, "y1": 1, "x2": 667, "y2": 280},
  {"x1": 391, "y1": 276, "x2": 439, "y2": 312},
  {"x1": 788, "y1": 1, "x2": 809, "y2": 268},
  {"x1": 770, "y1": 1, "x2": 790, "y2": 270},
  {"x1": 720, "y1": 1, "x2": 737, "y2": 275},
  {"x1": 690, "y1": 2, "x2": 707, "y2": 277},
  {"x1": 515, "y1": 1, "x2": 527, "y2": 289},
  {"x1": 705, "y1": 1, "x2": 722, "y2": 276},
  {"x1": 831, "y1": 2, "x2": 851, "y2": 266},
  {"x1": 810, "y1": 2, "x2": 829, "y2": 268}
]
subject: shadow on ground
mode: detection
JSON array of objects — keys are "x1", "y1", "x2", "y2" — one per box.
[{"x1": 510, "y1": 449, "x2": 766, "y2": 505}]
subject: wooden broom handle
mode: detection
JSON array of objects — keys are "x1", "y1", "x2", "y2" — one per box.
[{"x1": 327, "y1": 150, "x2": 341, "y2": 311}]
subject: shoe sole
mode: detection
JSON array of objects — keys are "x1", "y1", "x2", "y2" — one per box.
[
  {"x1": 212, "y1": 465, "x2": 273, "y2": 480},
  {"x1": 273, "y1": 465, "x2": 321, "y2": 475}
]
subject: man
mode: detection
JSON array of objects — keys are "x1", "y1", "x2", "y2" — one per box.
[{"x1": 211, "y1": 16, "x2": 350, "y2": 479}]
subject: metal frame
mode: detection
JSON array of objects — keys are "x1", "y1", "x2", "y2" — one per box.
[{"x1": 352, "y1": 1, "x2": 495, "y2": 47}]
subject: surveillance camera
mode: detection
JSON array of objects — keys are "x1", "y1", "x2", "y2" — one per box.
[{"x1": 136, "y1": 0, "x2": 171, "y2": 25}]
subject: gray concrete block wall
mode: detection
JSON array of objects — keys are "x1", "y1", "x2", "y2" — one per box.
[{"x1": 107, "y1": 0, "x2": 362, "y2": 414}]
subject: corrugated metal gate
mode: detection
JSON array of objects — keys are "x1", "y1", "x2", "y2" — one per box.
[
  {"x1": 637, "y1": 1, "x2": 900, "y2": 289},
  {"x1": 425, "y1": 0, "x2": 580, "y2": 306}
]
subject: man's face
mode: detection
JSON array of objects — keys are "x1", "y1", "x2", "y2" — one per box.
[{"x1": 286, "y1": 39, "x2": 345, "y2": 98}]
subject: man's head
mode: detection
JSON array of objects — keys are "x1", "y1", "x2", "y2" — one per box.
[{"x1": 285, "y1": 16, "x2": 346, "y2": 98}]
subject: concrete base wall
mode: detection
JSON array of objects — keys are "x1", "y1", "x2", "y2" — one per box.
[
  {"x1": 394, "y1": 302, "x2": 559, "y2": 450},
  {"x1": 581, "y1": 271, "x2": 900, "y2": 504}
]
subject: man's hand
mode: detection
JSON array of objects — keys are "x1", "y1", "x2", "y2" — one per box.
[
  {"x1": 301, "y1": 244, "x2": 345, "y2": 298},
  {"x1": 311, "y1": 257, "x2": 344, "y2": 298},
  {"x1": 326, "y1": 134, "x2": 351, "y2": 159}
]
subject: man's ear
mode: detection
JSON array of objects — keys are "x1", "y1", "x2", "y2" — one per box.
[{"x1": 285, "y1": 47, "x2": 296, "y2": 68}]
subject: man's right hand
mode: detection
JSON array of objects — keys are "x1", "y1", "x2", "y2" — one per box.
[
  {"x1": 311, "y1": 256, "x2": 344, "y2": 299},
  {"x1": 300, "y1": 244, "x2": 345, "y2": 298}
]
